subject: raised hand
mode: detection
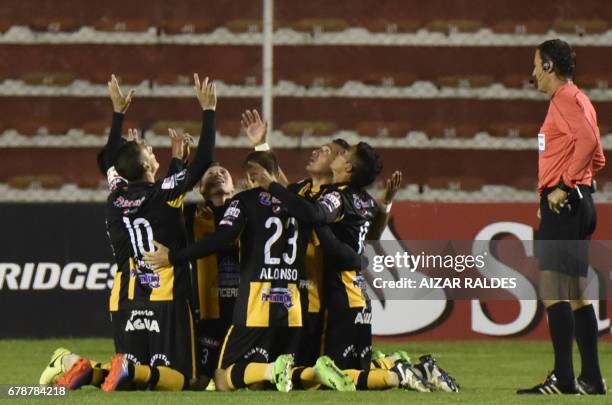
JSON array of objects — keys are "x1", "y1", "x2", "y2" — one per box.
[
  {"x1": 382, "y1": 171, "x2": 403, "y2": 204},
  {"x1": 168, "y1": 128, "x2": 186, "y2": 160},
  {"x1": 193, "y1": 73, "x2": 216, "y2": 111},
  {"x1": 124, "y1": 128, "x2": 141, "y2": 143},
  {"x1": 247, "y1": 162, "x2": 275, "y2": 190},
  {"x1": 241, "y1": 109, "x2": 268, "y2": 146},
  {"x1": 108, "y1": 74, "x2": 135, "y2": 114}
]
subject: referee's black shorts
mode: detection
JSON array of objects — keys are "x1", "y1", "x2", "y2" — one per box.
[{"x1": 536, "y1": 185, "x2": 596, "y2": 277}]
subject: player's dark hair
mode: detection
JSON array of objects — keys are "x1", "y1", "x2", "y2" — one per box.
[
  {"x1": 537, "y1": 39, "x2": 576, "y2": 79},
  {"x1": 244, "y1": 151, "x2": 279, "y2": 176},
  {"x1": 349, "y1": 142, "x2": 382, "y2": 188},
  {"x1": 333, "y1": 138, "x2": 350, "y2": 150},
  {"x1": 115, "y1": 141, "x2": 147, "y2": 181}
]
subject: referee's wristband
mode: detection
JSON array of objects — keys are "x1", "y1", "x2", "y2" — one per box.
[{"x1": 254, "y1": 143, "x2": 270, "y2": 151}]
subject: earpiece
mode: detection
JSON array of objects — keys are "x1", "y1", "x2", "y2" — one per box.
[{"x1": 542, "y1": 61, "x2": 551, "y2": 72}]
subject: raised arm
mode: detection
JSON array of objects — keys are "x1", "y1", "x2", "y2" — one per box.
[
  {"x1": 99, "y1": 74, "x2": 135, "y2": 174},
  {"x1": 368, "y1": 171, "x2": 402, "y2": 240},
  {"x1": 183, "y1": 74, "x2": 217, "y2": 190}
]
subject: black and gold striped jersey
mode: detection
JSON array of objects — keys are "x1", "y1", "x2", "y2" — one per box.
[
  {"x1": 268, "y1": 182, "x2": 378, "y2": 312},
  {"x1": 106, "y1": 110, "x2": 215, "y2": 305},
  {"x1": 287, "y1": 179, "x2": 325, "y2": 315},
  {"x1": 184, "y1": 202, "x2": 239, "y2": 323},
  {"x1": 171, "y1": 187, "x2": 308, "y2": 328}
]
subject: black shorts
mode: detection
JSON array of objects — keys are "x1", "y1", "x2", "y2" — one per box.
[
  {"x1": 323, "y1": 306, "x2": 372, "y2": 370},
  {"x1": 536, "y1": 185, "x2": 596, "y2": 277},
  {"x1": 218, "y1": 325, "x2": 301, "y2": 369},
  {"x1": 296, "y1": 312, "x2": 324, "y2": 367},
  {"x1": 119, "y1": 299, "x2": 197, "y2": 379},
  {"x1": 196, "y1": 318, "x2": 232, "y2": 378}
]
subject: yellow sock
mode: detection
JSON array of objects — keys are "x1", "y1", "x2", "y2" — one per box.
[
  {"x1": 366, "y1": 369, "x2": 397, "y2": 389},
  {"x1": 90, "y1": 366, "x2": 109, "y2": 387},
  {"x1": 243, "y1": 363, "x2": 269, "y2": 385},
  {"x1": 378, "y1": 357, "x2": 396, "y2": 370},
  {"x1": 344, "y1": 369, "x2": 397, "y2": 390},
  {"x1": 132, "y1": 364, "x2": 152, "y2": 386},
  {"x1": 153, "y1": 366, "x2": 185, "y2": 391},
  {"x1": 291, "y1": 367, "x2": 320, "y2": 390}
]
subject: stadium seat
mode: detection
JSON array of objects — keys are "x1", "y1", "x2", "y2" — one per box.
[
  {"x1": 93, "y1": 18, "x2": 153, "y2": 32},
  {"x1": 487, "y1": 123, "x2": 539, "y2": 138},
  {"x1": 37, "y1": 174, "x2": 65, "y2": 189},
  {"x1": 436, "y1": 75, "x2": 494, "y2": 88},
  {"x1": 425, "y1": 124, "x2": 481, "y2": 139},
  {"x1": 361, "y1": 19, "x2": 422, "y2": 33},
  {"x1": 491, "y1": 20, "x2": 550, "y2": 34},
  {"x1": 21, "y1": 72, "x2": 76, "y2": 86},
  {"x1": 162, "y1": 19, "x2": 216, "y2": 34},
  {"x1": 225, "y1": 19, "x2": 262, "y2": 33},
  {"x1": 150, "y1": 121, "x2": 201, "y2": 136},
  {"x1": 553, "y1": 19, "x2": 608, "y2": 35},
  {"x1": 426, "y1": 19, "x2": 482, "y2": 33},
  {"x1": 30, "y1": 18, "x2": 80, "y2": 32},
  {"x1": 362, "y1": 72, "x2": 417, "y2": 87},
  {"x1": 501, "y1": 74, "x2": 533, "y2": 89},
  {"x1": 512, "y1": 177, "x2": 537, "y2": 191},
  {"x1": 7, "y1": 175, "x2": 35, "y2": 189},
  {"x1": 153, "y1": 73, "x2": 193, "y2": 86},
  {"x1": 279, "y1": 121, "x2": 337, "y2": 136},
  {"x1": 288, "y1": 18, "x2": 350, "y2": 33},
  {"x1": 355, "y1": 121, "x2": 411, "y2": 138},
  {"x1": 216, "y1": 120, "x2": 242, "y2": 137},
  {"x1": 82, "y1": 121, "x2": 111, "y2": 136}
]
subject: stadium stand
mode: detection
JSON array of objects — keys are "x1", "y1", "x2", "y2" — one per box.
[{"x1": 1, "y1": 0, "x2": 611, "y2": 201}]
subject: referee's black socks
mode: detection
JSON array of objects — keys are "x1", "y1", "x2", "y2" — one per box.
[
  {"x1": 546, "y1": 302, "x2": 575, "y2": 386},
  {"x1": 573, "y1": 304, "x2": 603, "y2": 384}
]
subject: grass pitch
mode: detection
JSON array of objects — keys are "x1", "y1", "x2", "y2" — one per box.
[{"x1": 0, "y1": 339, "x2": 609, "y2": 404}]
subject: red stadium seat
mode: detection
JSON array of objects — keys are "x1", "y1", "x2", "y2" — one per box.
[
  {"x1": 217, "y1": 120, "x2": 242, "y2": 137},
  {"x1": 93, "y1": 18, "x2": 153, "y2": 33},
  {"x1": 487, "y1": 123, "x2": 539, "y2": 138},
  {"x1": 162, "y1": 19, "x2": 216, "y2": 34},
  {"x1": 362, "y1": 72, "x2": 417, "y2": 87},
  {"x1": 279, "y1": 121, "x2": 337, "y2": 136},
  {"x1": 553, "y1": 19, "x2": 608, "y2": 35},
  {"x1": 30, "y1": 18, "x2": 80, "y2": 32},
  {"x1": 425, "y1": 124, "x2": 481, "y2": 139},
  {"x1": 288, "y1": 18, "x2": 350, "y2": 33},
  {"x1": 426, "y1": 19, "x2": 482, "y2": 33},
  {"x1": 355, "y1": 121, "x2": 411, "y2": 138},
  {"x1": 501, "y1": 74, "x2": 533, "y2": 89},
  {"x1": 436, "y1": 75, "x2": 495, "y2": 88},
  {"x1": 225, "y1": 19, "x2": 263, "y2": 33},
  {"x1": 361, "y1": 19, "x2": 422, "y2": 33},
  {"x1": 491, "y1": 20, "x2": 550, "y2": 34},
  {"x1": 150, "y1": 121, "x2": 201, "y2": 136},
  {"x1": 21, "y1": 72, "x2": 76, "y2": 86}
]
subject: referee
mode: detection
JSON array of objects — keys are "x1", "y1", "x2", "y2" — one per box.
[{"x1": 518, "y1": 39, "x2": 606, "y2": 395}]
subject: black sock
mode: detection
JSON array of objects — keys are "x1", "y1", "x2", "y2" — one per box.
[
  {"x1": 546, "y1": 302, "x2": 575, "y2": 386},
  {"x1": 573, "y1": 304, "x2": 602, "y2": 383}
]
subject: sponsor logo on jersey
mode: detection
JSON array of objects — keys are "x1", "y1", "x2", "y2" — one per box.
[
  {"x1": 150, "y1": 353, "x2": 170, "y2": 366},
  {"x1": 136, "y1": 272, "x2": 161, "y2": 289},
  {"x1": 243, "y1": 347, "x2": 270, "y2": 362},
  {"x1": 161, "y1": 169, "x2": 186, "y2": 190},
  {"x1": 258, "y1": 192, "x2": 281, "y2": 206},
  {"x1": 113, "y1": 196, "x2": 146, "y2": 209},
  {"x1": 125, "y1": 309, "x2": 160, "y2": 333},
  {"x1": 354, "y1": 309, "x2": 372, "y2": 325},
  {"x1": 220, "y1": 200, "x2": 240, "y2": 225},
  {"x1": 320, "y1": 191, "x2": 342, "y2": 212},
  {"x1": 261, "y1": 287, "x2": 294, "y2": 308},
  {"x1": 352, "y1": 193, "x2": 375, "y2": 212}
]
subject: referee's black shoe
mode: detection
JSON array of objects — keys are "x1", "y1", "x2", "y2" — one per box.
[
  {"x1": 517, "y1": 372, "x2": 580, "y2": 395},
  {"x1": 577, "y1": 376, "x2": 607, "y2": 395}
]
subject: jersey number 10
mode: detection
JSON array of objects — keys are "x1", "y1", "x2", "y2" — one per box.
[{"x1": 123, "y1": 217, "x2": 154, "y2": 257}]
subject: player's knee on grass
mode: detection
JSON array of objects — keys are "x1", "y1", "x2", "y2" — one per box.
[{"x1": 214, "y1": 368, "x2": 232, "y2": 391}]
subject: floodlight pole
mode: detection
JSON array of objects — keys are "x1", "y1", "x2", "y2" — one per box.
[{"x1": 262, "y1": 0, "x2": 274, "y2": 132}]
